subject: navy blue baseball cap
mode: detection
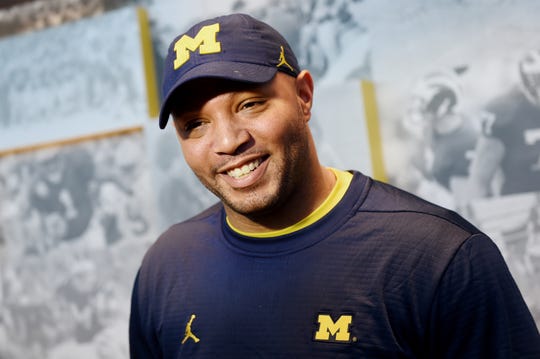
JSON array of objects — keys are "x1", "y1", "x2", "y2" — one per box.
[{"x1": 159, "y1": 13, "x2": 300, "y2": 129}]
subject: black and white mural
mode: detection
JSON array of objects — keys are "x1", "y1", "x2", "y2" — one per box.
[
  {"x1": 0, "y1": 132, "x2": 157, "y2": 358},
  {"x1": 0, "y1": 6, "x2": 149, "y2": 153}
]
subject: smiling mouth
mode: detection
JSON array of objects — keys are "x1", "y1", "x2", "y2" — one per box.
[{"x1": 227, "y1": 158, "x2": 262, "y2": 179}]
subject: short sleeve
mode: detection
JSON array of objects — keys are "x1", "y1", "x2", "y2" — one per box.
[{"x1": 428, "y1": 234, "x2": 540, "y2": 358}]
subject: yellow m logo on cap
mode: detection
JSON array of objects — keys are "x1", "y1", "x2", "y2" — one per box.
[
  {"x1": 314, "y1": 314, "x2": 353, "y2": 342},
  {"x1": 173, "y1": 23, "x2": 222, "y2": 70}
]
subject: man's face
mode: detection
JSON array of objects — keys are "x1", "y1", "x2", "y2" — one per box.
[{"x1": 171, "y1": 72, "x2": 313, "y2": 219}]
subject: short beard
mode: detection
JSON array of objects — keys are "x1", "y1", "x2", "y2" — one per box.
[{"x1": 196, "y1": 159, "x2": 294, "y2": 218}]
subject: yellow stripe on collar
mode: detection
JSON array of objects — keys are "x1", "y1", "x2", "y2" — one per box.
[{"x1": 227, "y1": 168, "x2": 353, "y2": 238}]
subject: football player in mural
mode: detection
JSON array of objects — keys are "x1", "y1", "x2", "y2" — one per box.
[
  {"x1": 466, "y1": 49, "x2": 540, "y2": 198},
  {"x1": 297, "y1": 0, "x2": 369, "y2": 83},
  {"x1": 28, "y1": 147, "x2": 95, "y2": 245},
  {"x1": 130, "y1": 13, "x2": 540, "y2": 357},
  {"x1": 401, "y1": 70, "x2": 480, "y2": 207}
]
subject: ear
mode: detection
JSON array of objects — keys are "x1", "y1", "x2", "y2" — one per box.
[{"x1": 295, "y1": 70, "x2": 314, "y2": 119}]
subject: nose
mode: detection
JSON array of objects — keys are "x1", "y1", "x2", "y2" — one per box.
[{"x1": 213, "y1": 117, "x2": 251, "y2": 155}]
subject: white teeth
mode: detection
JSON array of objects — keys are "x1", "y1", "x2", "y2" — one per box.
[{"x1": 227, "y1": 159, "x2": 262, "y2": 179}]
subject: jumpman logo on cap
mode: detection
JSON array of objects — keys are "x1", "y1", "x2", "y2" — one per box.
[{"x1": 277, "y1": 46, "x2": 294, "y2": 72}]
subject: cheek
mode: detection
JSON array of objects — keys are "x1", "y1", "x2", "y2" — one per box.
[{"x1": 256, "y1": 107, "x2": 305, "y2": 143}]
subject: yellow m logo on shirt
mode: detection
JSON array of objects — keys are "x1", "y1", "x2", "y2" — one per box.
[
  {"x1": 314, "y1": 314, "x2": 353, "y2": 342},
  {"x1": 173, "y1": 23, "x2": 222, "y2": 70}
]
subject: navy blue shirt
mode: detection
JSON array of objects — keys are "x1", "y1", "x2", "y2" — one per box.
[{"x1": 130, "y1": 171, "x2": 540, "y2": 358}]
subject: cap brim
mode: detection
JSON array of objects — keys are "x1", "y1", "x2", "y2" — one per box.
[{"x1": 159, "y1": 62, "x2": 278, "y2": 129}]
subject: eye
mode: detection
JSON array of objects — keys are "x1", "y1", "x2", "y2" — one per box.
[
  {"x1": 173, "y1": 116, "x2": 208, "y2": 139},
  {"x1": 184, "y1": 119, "x2": 204, "y2": 132},
  {"x1": 239, "y1": 98, "x2": 266, "y2": 112}
]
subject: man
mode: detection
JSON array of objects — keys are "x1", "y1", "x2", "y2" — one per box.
[{"x1": 130, "y1": 13, "x2": 540, "y2": 357}]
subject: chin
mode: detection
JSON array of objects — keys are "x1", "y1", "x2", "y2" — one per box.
[
  {"x1": 222, "y1": 189, "x2": 284, "y2": 217},
  {"x1": 224, "y1": 198, "x2": 276, "y2": 216}
]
